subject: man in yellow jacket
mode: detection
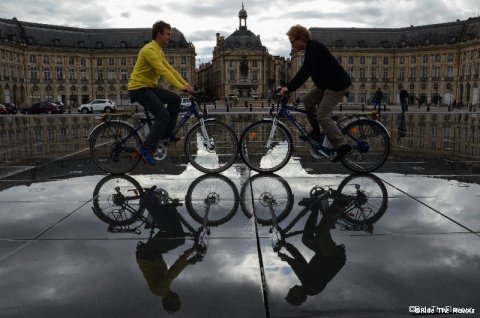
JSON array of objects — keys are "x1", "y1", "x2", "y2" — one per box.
[{"x1": 128, "y1": 20, "x2": 194, "y2": 165}]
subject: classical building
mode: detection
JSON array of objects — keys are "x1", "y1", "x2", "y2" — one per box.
[
  {"x1": 0, "y1": 17, "x2": 196, "y2": 108},
  {"x1": 289, "y1": 18, "x2": 480, "y2": 107},
  {"x1": 197, "y1": 4, "x2": 287, "y2": 101}
]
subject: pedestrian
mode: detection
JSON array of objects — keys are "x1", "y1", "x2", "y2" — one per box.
[
  {"x1": 128, "y1": 20, "x2": 194, "y2": 165},
  {"x1": 373, "y1": 88, "x2": 383, "y2": 110},
  {"x1": 279, "y1": 25, "x2": 352, "y2": 162},
  {"x1": 399, "y1": 89, "x2": 409, "y2": 112}
]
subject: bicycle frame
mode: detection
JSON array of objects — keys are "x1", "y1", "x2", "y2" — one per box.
[{"x1": 270, "y1": 98, "x2": 388, "y2": 154}]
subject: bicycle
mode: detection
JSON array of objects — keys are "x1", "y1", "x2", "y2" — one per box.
[
  {"x1": 88, "y1": 91, "x2": 238, "y2": 174},
  {"x1": 241, "y1": 173, "x2": 388, "y2": 231},
  {"x1": 239, "y1": 93, "x2": 391, "y2": 173},
  {"x1": 91, "y1": 173, "x2": 239, "y2": 227}
]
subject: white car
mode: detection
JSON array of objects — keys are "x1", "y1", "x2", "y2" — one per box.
[
  {"x1": 181, "y1": 97, "x2": 191, "y2": 108},
  {"x1": 78, "y1": 99, "x2": 116, "y2": 113}
]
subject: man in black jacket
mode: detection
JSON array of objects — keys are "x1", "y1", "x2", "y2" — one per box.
[{"x1": 280, "y1": 25, "x2": 352, "y2": 162}]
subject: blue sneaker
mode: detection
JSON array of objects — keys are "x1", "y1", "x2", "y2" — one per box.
[{"x1": 136, "y1": 144, "x2": 156, "y2": 165}]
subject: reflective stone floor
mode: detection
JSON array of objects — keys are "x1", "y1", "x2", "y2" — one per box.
[{"x1": 1, "y1": 152, "x2": 479, "y2": 317}]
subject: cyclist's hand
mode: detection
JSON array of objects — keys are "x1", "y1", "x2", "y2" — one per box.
[
  {"x1": 279, "y1": 87, "x2": 288, "y2": 96},
  {"x1": 183, "y1": 85, "x2": 195, "y2": 94}
]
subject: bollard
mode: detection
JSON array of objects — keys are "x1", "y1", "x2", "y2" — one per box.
[
  {"x1": 469, "y1": 105, "x2": 472, "y2": 112},
  {"x1": 135, "y1": 105, "x2": 138, "y2": 113},
  {"x1": 339, "y1": 103, "x2": 342, "y2": 112},
  {"x1": 68, "y1": 107, "x2": 71, "y2": 114},
  {"x1": 448, "y1": 105, "x2": 451, "y2": 112},
  {"x1": 249, "y1": 104, "x2": 252, "y2": 112},
  {"x1": 427, "y1": 104, "x2": 430, "y2": 111},
  {"x1": 383, "y1": 104, "x2": 386, "y2": 112},
  {"x1": 261, "y1": 102, "x2": 264, "y2": 108},
  {"x1": 361, "y1": 103, "x2": 365, "y2": 112}
]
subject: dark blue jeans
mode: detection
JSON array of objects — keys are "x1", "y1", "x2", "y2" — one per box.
[{"x1": 129, "y1": 87, "x2": 181, "y2": 151}]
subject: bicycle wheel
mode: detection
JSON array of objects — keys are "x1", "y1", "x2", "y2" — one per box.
[
  {"x1": 185, "y1": 120, "x2": 238, "y2": 174},
  {"x1": 341, "y1": 119, "x2": 390, "y2": 173},
  {"x1": 89, "y1": 121, "x2": 142, "y2": 174},
  {"x1": 337, "y1": 173, "x2": 388, "y2": 225},
  {"x1": 240, "y1": 174, "x2": 293, "y2": 225},
  {"x1": 185, "y1": 174, "x2": 239, "y2": 226},
  {"x1": 240, "y1": 120, "x2": 293, "y2": 173},
  {"x1": 92, "y1": 174, "x2": 145, "y2": 226}
]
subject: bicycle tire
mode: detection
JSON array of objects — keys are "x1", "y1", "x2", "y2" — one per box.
[
  {"x1": 240, "y1": 174, "x2": 293, "y2": 225},
  {"x1": 184, "y1": 120, "x2": 238, "y2": 174},
  {"x1": 185, "y1": 174, "x2": 239, "y2": 226},
  {"x1": 337, "y1": 173, "x2": 388, "y2": 225},
  {"x1": 239, "y1": 120, "x2": 293, "y2": 173},
  {"x1": 341, "y1": 119, "x2": 390, "y2": 173},
  {"x1": 90, "y1": 121, "x2": 142, "y2": 174},
  {"x1": 92, "y1": 174, "x2": 145, "y2": 226}
]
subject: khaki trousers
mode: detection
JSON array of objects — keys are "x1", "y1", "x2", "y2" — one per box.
[{"x1": 304, "y1": 87, "x2": 349, "y2": 149}]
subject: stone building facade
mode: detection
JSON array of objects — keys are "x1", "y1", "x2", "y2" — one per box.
[
  {"x1": 0, "y1": 17, "x2": 196, "y2": 108},
  {"x1": 196, "y1": 5, "x2": 287, "y2": 101}
]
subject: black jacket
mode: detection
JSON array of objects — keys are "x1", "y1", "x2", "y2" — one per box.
[{"x1": 287, "y1": 40, "x2": 351, "y2": 92}]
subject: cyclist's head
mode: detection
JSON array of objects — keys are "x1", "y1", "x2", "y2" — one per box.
[
  {"x1": 162, "y1": 290, "x2": 181, "y2": 313},
  {"x1": 287, "y1": 25, "x2": 310, "y2": 48},
  {"x1": 152, "y1": 20, "x2": 171, "y2": 39},
  {"x1": 285, "y1": 285, "x2": 307, "y2": 306}
]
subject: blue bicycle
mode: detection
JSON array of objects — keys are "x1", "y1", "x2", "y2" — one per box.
[{"x1": 239, "y1": 94, "x2": 390, "y2": 173}]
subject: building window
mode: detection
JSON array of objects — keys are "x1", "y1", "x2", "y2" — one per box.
[
  {"x1": 97, "y1": 58, "x2": 102, "y2": 66},
  {"x1": 97, "y1": 70, "x2": 103, "y2": 81},
  {"x1": 44, "y1": 67, "x2": 51, "y2": 80},
  {"x1": 372, "y1": 57, "x2": 377, "y2": 65},
  {"x1": 383, "y1": 57, "x2": 389, "y2": 65},
  {"x1": 121, "y1": 58, "x2": 126, "y2": 65},
  {"x1": 30, "y1": 66, "x2": 37, "y2": 80},
  {"x1": 121, "y1": 69, "x2": 128, "y2": 80},
  {"x1": 229, "y1": 70, "x2": 235, "y2": 81},
  {"x1": 435, "y1": 54, "x2": 441, "y2": 63},
  {"x1": 360, "y1": 57, "x2": 365, "y2": 65},
  {"x1": 29, "y1": 54, "x2": 37, "y2": 63},
  {"x1": 371, "y1": 68, "x2": 377, "y2": 80},
  {"x1": 398, "y1": 67, "x2": 405, "y2": 80},
  {"x1": 422, "y1": 54, "x2": 429, "y2": 63},
  {"x1": 348, "y1": 56, "x2": 354, "y2": 64},
  {"x1": 180, "y1": 68, "x2": 187, "y2": 79},
  {"x1": 181, "y1": 56, "x2": 186, "y2": 64},
  {"x1": 447, "y1": 53, "x2": 454, "y2": 62},
  {"x1": 399, "y1": 56, "x2": 405, "y2": 65},
  {"x1": 411, "y1": 56, "x2": 416, "y2": 64},
  {"x1": 168, "y1": 56, "x2": 174, "y2": 65},
  {"x1": 108, "y1": 57, "x2": 115, "y2": 66},
  {"x1": 252, "y1": 70, "x2": 258, "y2": 81},
  {"x1": 69, "y1": 68, "x2": 76, "y2": 80},
  {"x1": 108, "y1": 69, "x2": 115, "y2": 80},
  {"x1": 80, "y1": 68, "x2": 87, "y2": 81},
  {"x1": 359, "y1": 67, "x2": 366, "y2": 79},
  {"x1": 383, "y1": 68, "x2": 388, "y2": 80},
  {"x1": 56, "y1": 67, "x2": 63, "y2": 80},
  {"x1": 44, "y1": 55, "x2": 50, "y2": 65},
  {"x1": 80, "y1": 58, "x2": 86, "y2": 66}
]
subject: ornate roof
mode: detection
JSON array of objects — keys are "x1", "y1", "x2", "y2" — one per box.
[
  {"x1": 0, "y1": 17, "x2": 191, "y2": 49},
  {"x1": 310, "y1": 17, "x2": 480, "y2": 48}
]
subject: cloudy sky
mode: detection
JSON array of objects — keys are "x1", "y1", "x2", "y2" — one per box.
[{"x1": 1, "y1": 0, "x2": 479, "y2": 63}]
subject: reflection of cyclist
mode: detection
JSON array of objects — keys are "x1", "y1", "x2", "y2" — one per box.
[
  {"x1": 135, "y1": 187, "x2": 195, "y2": 313},
  {"x1": 278, "y1": 193, "x2": 350, "y2": 306}
]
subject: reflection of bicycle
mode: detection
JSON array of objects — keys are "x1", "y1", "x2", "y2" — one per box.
[
  {"x1": 92, "y1": 173, "x2": 239, "y2": 227},
  {"x1": 240, "y1": 173, "x2": 293, "y2": 225},
  {"x1": 242, "y1": 173, "x2": 388, "y2": 232},
  {"x1": 239, "y1": 93, "x2": 390, "y2": 173},
  {"x1": 88, "y1": 91, "x2": 238, "y2": 174}
]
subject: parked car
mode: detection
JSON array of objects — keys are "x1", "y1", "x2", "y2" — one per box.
[
  {"x1": 0, "y1": 104, "x2": 7, "y2": 115},
  {"x1": 78, "y1": 99, "x2": 116, "y2": 113},
  {"x1": 52, "y1": 101, "x2": 66, "y2": 113},
  {"x1": 4, "y1": 103, "x2": 18, "y2": 114},
  {"x1": 21, "y1": 101, "x2": 62, "y2": 114},
  {"x1": 181, "y1": 97, "x2": 191, "y2": 108}
]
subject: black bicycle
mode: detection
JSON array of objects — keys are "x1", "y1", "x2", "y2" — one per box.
[
  {"x1": 241, "y1": 173, "x2": 388, "y2": 230},
  {"x1": 91, "y1": 173, "x2": 239, "y2": 227},
  {"x1": 239, "y1": 93, "x2": 390, "y2": 173},
  {"x1": 88, "y1": 91, "x2": 238, "y2": 174}
]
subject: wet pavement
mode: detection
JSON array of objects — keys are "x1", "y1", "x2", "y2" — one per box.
[{"x1": 0, "y1": 152, "x2": 479, "y2": 317}]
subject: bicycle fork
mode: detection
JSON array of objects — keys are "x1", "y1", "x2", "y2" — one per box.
[{"x1": 199, "y1": 118, "x2": 215, "y2": 150}]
